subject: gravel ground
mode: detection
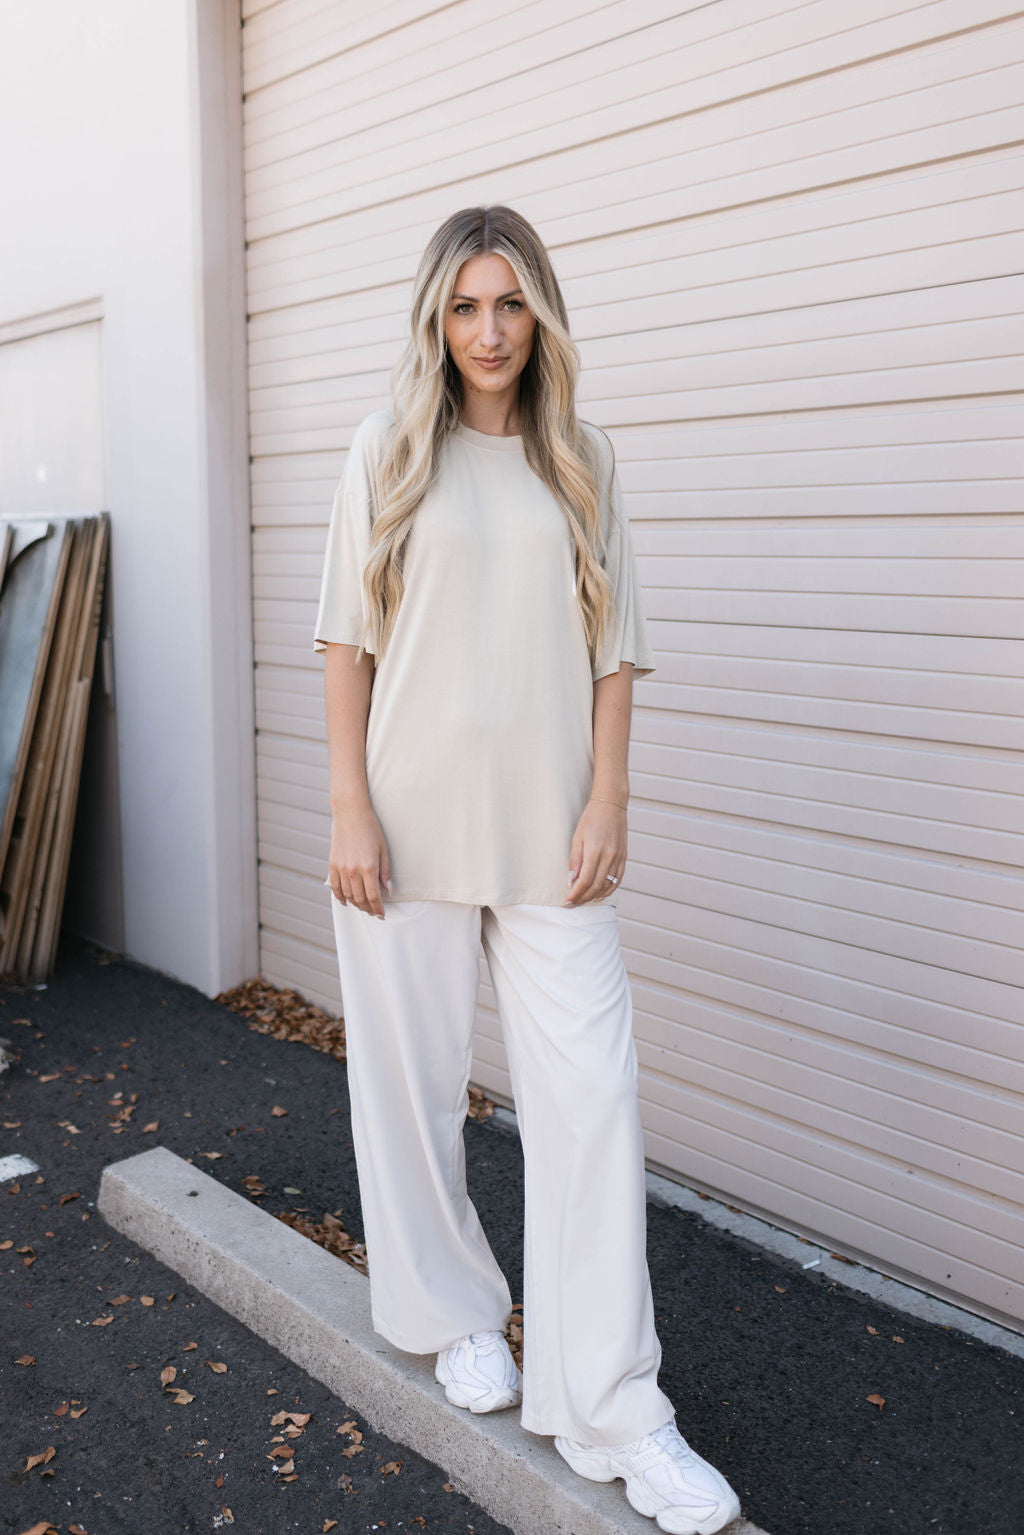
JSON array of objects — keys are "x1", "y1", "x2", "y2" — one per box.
[{"x1": 1, "y1": 933, "x2": 1022, "y2": 1535}]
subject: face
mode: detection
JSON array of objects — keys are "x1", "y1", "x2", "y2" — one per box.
[{"x1": 443, "y1": 252, "x2": 537, "y2": 402}]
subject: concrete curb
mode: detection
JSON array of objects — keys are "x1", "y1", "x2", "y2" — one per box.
[{"x1": 97, "y1": 1146, "x2": 766, "y2": 1535}]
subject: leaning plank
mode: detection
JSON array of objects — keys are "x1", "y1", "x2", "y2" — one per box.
[
  {"x1": 26, "y1": 514, "x2": 110, "y2": 980},
  {"x1": 0, "y1": 518, "x2": 92, "y2": 961},
  {"x1": 0, "y1": 519, "x2": 73, "y2": 869}
]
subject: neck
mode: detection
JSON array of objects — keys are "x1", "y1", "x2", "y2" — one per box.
[{"x1": 458, "y1": 388, "x2": 522, "y2": 438}]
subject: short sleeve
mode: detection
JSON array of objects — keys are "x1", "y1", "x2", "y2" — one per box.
[
  {"x1": 585, "y1": 425, "x2": 656, "y2": 683},
  {"x1": 312, "y1": 409, "x2": 394, "y2": 655}
]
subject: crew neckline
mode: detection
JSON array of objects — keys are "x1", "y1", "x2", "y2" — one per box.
[{"x1": 453, "y1": 420, "x2": 524, "y2": 452}]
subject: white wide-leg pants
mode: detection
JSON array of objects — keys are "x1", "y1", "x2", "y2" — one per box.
[{"x1": 329, "y1": 894, "x2": 676, "y2": 1446}]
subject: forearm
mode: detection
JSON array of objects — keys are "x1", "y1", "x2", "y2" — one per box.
[
  {"x1": 591, "y1": 661, "x2": 634, "y2": 806},
  {"x1": 323, "y1": 643, "x2": 374, "y2": 813}
]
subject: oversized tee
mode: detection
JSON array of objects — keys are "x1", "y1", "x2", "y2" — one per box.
[{"x1": 313, "y1": 410, "x2": 655, "y2": 908}]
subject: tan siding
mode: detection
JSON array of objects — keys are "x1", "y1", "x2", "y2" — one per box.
[{"x1": 243, "y1": 1, "x2": 1024, "y2": 1329}]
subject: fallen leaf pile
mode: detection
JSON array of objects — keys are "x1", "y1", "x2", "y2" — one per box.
[
  {"x1": 214, "y1": 977, "x2": 349, "y2": 1062},
  {"x1": 106, "y1": 1090, "x2": 140, "y2": 1134},
  {"x1": 267, "y1": 1407, "x2": 311, "y2": 1481},
  {"x1": 336, "y1": 1417, "x2": 363, "y2": 1460},
  {"x1": 275, "y1": 1208, "x2": 369, "y2": 1276}
]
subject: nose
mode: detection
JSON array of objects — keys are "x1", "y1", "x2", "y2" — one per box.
[{"x1": 478, "y1": 307, "x2": 503, "y2": 349}]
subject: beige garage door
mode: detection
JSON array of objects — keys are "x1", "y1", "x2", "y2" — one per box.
[{"x1": 241, "y1": 0, "x2": 1024, "y2": 1329}]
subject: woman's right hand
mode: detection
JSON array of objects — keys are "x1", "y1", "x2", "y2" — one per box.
[{"x1": 328, "y1": 800, "x2": 392, "y2": 919}]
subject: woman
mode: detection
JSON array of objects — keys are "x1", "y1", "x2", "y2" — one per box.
[{"x1": 314, "y1": 205, "x2": 741, "y2": 1535}]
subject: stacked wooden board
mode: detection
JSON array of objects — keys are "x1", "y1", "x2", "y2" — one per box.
[{"x1": 0, "y1": 513, "x2": 110, "y2": 981}]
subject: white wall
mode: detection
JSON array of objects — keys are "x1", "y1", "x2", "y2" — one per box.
[{"x1": 0, "y1": 1, "x2": 257, "y2": 993}]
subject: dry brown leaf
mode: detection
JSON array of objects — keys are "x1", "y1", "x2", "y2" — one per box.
[
  {"x1": 18, "y1": 1522, "x2": 58, "y2": 1535},
  {"x1": 109, "y1": 1293, "x2": 131, "y2": 1305},
  {"x1": 205, "y1": 1359, "x2": 228, "y2": 1373},
  {"x1": 274, "y1": 1458, "x2": 296, "y2": 1474},
  {"x1": 24, "y1": 1446, "x2": 57, "y2": 1471},
  {"x1": 70, "y1": 1406, "x2": 87, "y2": 1419},
  {"x1": 381, "y1": 1460, "x2": 402, "y2": 1476},
  {"x1": 15, "y1": 1352, "x2": 35, "y2": 1365},
  {"x1": 341, "y1": 1444, "x2": 363, "y2": 1458},
  {"x1": 218, "y1": 1511, "x2": 234, "y2": 1525},
  {"x1": 867, "y1": 1325, "x2": 879, "y2": 1336},
  {"x1": 272, "y1": 1409, "x2": 310, "y2": 1427},
  {"x1": 269, "y1": 1444, "x2": 294, "y2": 1460},
  {"x1": 3, "y1": 1120, "x2": 23, "y2": 1128},
  {"x1": 39, "y1": 1072, "x2": 61, "y2": 1082},
  {"x1": 183, "y1": 1341, "x2": 198, "y2": 1351},
  {"x1": 866, "y1": 1393, "x2": 886, "y2": 1410},
  {"x1": 0, "y1": 1239, "x2": 13, "y2": 1250},
  {"x1": 90, "y1": 1314, "x2": 114, "y2": 1327},
  {"x1": 140, "y1": 1295, "x2": 155, "y2": 1307},
  {"x1": 70, "y1": 1524, "x2": 89, "y2": 1533},
  {"x1": 894, "y1": 1336, "x2": 905, "y2": 1344},
  {"x1": 161, "y1": 1366, "x2": 178, "y2": 1387},
  {"x1": 57, "y1": 1122, "x2": 80, "y2": 1135},
  {"x1": 200, "y1": 1151, "x2": 225, "y2": 1160},
  {"x1": 142, "y1": 1121, "x2": 159, "y2": 1133},
  {"x1": 442, "y1": 1482, "x2": 455, "y2": 1493},
  {"x1": 336, "y1": 1419, "x2": 358, "y2": 1434},
  {"x1": 324, "y1": 1523, "x2": 338, "y2": 1532},
  {"x1": 774, "y1": 1286, "x2": 786, "y2": 1294},
  {"x1": 54, "y1": 1401, "x2": 69, "y2": 1416},
  {"x1": 271, "y1": 1105, "x2": 288, "y2": 1117},
  {"x1": 339, "y1": 1473, "x2": 354, "y2": 1493},
  {"x1": 170, "y1": 1389, "x2": 195, "y2": 1404}
]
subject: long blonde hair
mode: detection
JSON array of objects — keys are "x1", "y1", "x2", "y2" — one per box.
[{"x1": 358, "y1": 206, "x2": 616, "y2": 666}]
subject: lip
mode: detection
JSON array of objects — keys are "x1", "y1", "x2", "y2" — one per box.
[{"x1": 472, "y1": 356, "x2": 509, "y2": 368}]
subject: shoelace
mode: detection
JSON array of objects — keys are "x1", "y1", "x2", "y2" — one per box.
[{"x1": 647, "y1": 1420, "x2": 697, "y2": 1464}]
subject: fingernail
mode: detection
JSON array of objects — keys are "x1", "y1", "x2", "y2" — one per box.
[{"x1": 385, "y1": 878, "x2": 393, "y2": 892}]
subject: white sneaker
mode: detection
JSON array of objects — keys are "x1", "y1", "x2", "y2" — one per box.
[
  {"x1": 554, "y1": 1417, "x2": 741, "y2": 1535},
  {"x1": 434, "y1": 1329, "x2": 523, "y2": 1413}
]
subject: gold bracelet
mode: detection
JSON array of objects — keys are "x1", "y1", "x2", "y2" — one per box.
[{"x1": 590, "y1": 794, "x2": 629, "y2": 810}]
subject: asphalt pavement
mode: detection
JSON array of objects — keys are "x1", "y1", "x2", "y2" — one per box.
[{"x1": 1, "y1": 933, "x2": 1021, "y2": 1535}]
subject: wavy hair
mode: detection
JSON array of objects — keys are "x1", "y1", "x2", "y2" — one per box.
[{"x1": 359, "y1": 205, "x2": 615, "y2": 666}]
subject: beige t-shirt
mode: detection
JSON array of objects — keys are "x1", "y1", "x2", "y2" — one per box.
[{"x1": 313, "y1": 410, "x2": 655, "y2": 907}]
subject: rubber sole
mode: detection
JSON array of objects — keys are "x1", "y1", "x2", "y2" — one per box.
[{"x1": 553, "y1": 1437, "x2": 741, "y2": 1535}]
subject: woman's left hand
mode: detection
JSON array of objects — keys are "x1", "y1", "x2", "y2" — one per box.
[{"x1": 564, "y1": 797, "x2": 627, "y2": 906}]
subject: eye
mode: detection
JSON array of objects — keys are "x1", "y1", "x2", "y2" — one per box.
[
  {"x1": 504, "y1": 298, "x2": 524, "y2": 313},
  {"x1": 452, "y1": 301, "x2": 474, "y2": 315}
]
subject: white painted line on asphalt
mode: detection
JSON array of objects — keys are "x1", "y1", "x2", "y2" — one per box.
[
  {"x1": 97, "y1": 1146, "x2": 767, "y2": 1535},
  {"x1": 0, "y1": 1153, "x2": 38, "y2": 1183}
]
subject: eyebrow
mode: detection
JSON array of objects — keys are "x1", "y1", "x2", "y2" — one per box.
[{"x1": 451, "y1": 289, "x2": 524, "y2": 302}]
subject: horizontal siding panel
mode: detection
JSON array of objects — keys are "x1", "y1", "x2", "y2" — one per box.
[
  {"x1": 626, "y1": 837, "x2": 1021, "y2": 984},
  {"x1": 633, "y1": 1036, "x2": 1024, "y2": 1208},
  {"x1": 245, "y1": 1, "x2": 1014, "y2": 193},
  {"x1": 632, "y1": 991, "x2": 1024, "y2": 1147},
  {"x1": 243, "y1": 15, "x2": 1022, "y2": 234},
  {"x1": 620, "y1": 908, "x2": 1024, "y2": 1084}
]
